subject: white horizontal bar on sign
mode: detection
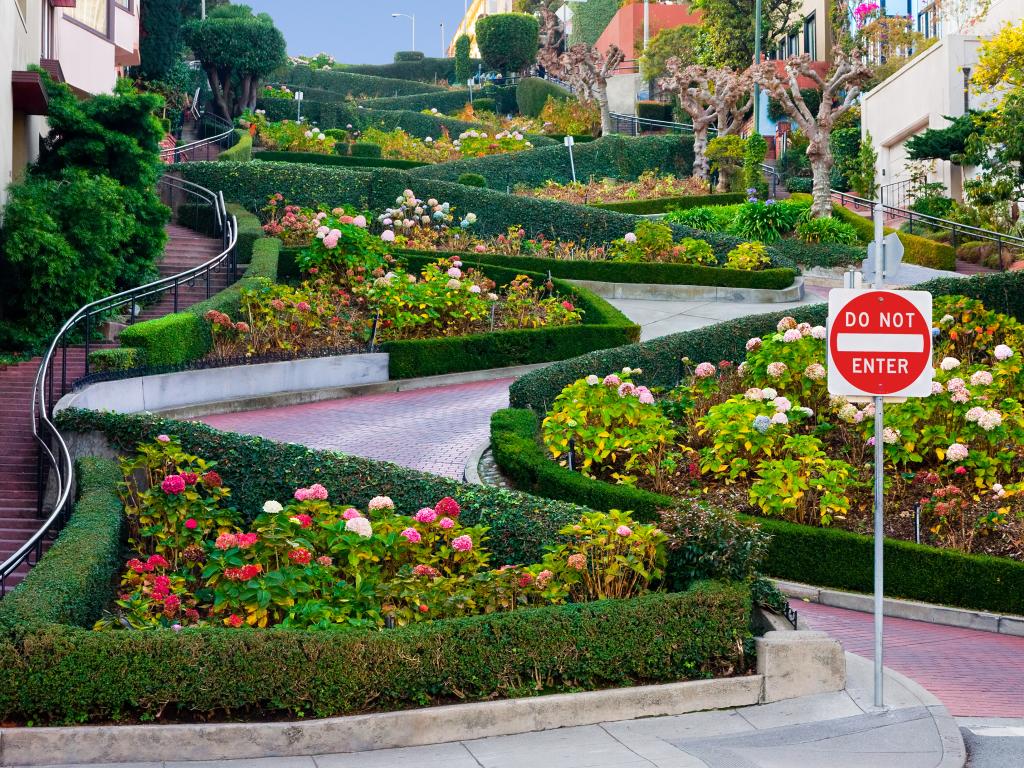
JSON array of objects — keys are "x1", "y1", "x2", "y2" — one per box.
[{"x1": 835, "y1": 333, "x2": 924, "y2": 353}]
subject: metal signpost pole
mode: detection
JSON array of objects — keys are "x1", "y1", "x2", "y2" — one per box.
[
  {"x1": 872, "y1": 202, "x2": 885, "y2": 708},
  {"x1": 565, "y1": 135, "x2": 577, "y2": 183}
]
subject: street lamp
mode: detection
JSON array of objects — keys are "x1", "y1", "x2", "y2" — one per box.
[
  {"x1": 391, "y1": 12, "x2": 416, "y2": 52},
  {"x1": 440, "y1": 22, "x2": 445, "y2": 57},
  {"x1": 753, "y1": 0, "x2": 762, "y2": 134}
]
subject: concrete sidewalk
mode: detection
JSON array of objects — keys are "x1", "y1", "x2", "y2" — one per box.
[{"x1": 8, "y1": 654, "x2": 964, "y2": 768}]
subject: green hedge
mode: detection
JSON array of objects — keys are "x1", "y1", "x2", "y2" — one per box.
[
  {"x1": 351, "y1": 142, "x2": 382, "y2": 158},
  {"x1": 228, "y1": 202, "x2": 264, "y2": 264},
  {"x1": 411, "y1": 134, "x2": 696, "y2": 188},
  {"x1": 118, "y1": 238, "x2": 282, "y2": 366},
  {"x1": 489, "y1": 408, "x2": 1024, "y2": 615},
  {"x1": 254, "y1": 151, "x2": 428, "y2": 170},
  {"x1": 792, "y1": 194, "x2": 956, "y2": 271},
  {"x1": 393, "y1": 247, "x2": 797, "y2": 290},
  {"x1": 770, "y1": 239, "x2": 864, "y2": 269},
  {"x1": 592, "y1": 193, "x2": 745, "y2": 215},
  {"x1": 87, "y1": 347, "x2": 142, "y2": 372},
  {"x1": 337, "y1": 57, "x2": 482, "y2": 83},
  {"x1": 217, "y1": 129, "x2": 252, "y2": 162},
  {"x1": 517, "y1": 76, "x2": 572, "y2": 116},
  {"x1": 0, "y1": 458, "x2": 124, "y2": 634},
  {"x1": 284, "y1": 65, "x2": 447, "y2": 96},
  {"x1": 174, "y1": 162, "x2": 771, "y2": 261},
  {"x1": 360, "y1": 86, "x2": 518, "y2": 116}
]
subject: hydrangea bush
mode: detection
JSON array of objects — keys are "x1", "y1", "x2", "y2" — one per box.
[
  {"x1": 543, "y1": 296, "x2": 1024, "y2": 557},
  {"x1": 97, "y1": 438, "x2": 664, "y2": 631}
]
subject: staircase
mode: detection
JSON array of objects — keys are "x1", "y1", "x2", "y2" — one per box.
[{"x1": 0, "y1": 220, "x2": 226, "y2": 591}]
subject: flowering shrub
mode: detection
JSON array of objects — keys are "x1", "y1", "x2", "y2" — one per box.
[
  {"x1": 246, "y1": 113, "x2": 338, "y2": 154},
  {"x1": 542, "y1": 296, "x2": 1024, "y2": 558},
  {"x1": 457, "y1": 129, "x2": 533, "y2": 157},
  {"x1": 96, "y1": 438, "x2": 662, "y2": 630},
  {"x1": 261, "y1": 195, "x2": 322, "y2": 246},
  {"x1": 358, "y1": 126, "x2": 531, "y2": 163},
  {"x1": 609, "y1": 221, "x2": 718, "y2": 266},
  {"x1": 539, "y1": 95, "x2": 600, "y2": 136},
  {"x1": 519, "y1": 172, "x2": 711, "y2": 206},
  {"x1": 376, "y1": 188, "x2": 475, "y2": 241},
  {"x1": 296, "y1": 209, "x2": 388, "y2": 279}
]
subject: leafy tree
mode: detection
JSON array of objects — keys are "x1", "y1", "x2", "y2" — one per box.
[
  {"x1": 756, "y1": 51, "x2": 872, "y2": 217},
  {"x1": 849, "y1": 131, "x2": 878, "y2": 199},
  {"x1": 974, "y1": 20, "x2": 1024, "y2": 90},
  {"x1": 692, "y1": 0, "x2": 804, "y2": 69},
  {"x1": 905, "y1": 112, "x2": 983, "y2": 162},
  {"x1": 706, "y1": 135, "x2": 746, "y2": 191},
  {"x1": 640, "y1": 25, "x2": 711, "y2": 80},
  {"x1": 454, "y1": 34, "x2": 473, "y2": 84},
  {"x1": 568, "y1": 0, "x2": 620, "y2": 46},
  {"x1": 514, "y1": 0, "x2": 563, "y2": 12},
  {"x1": 657, "y1": 60, "x2": 753, "y2": 179},
  {"x1": 768, "y1": 89, "x2": 821, "y2": 122},
  {"x1": 183, "y1": 4, "x2": 287, "y2": 118},
  {"x1": 829, "y1": 126, "x2": 860, "y2": 191},
  {"x1": 743, "y1": 133, "x2": 769, "y2": 198},
  {"x1": 0, "y1": 171, "x2": 129, "y2": 350},
  {"x1": 475, "y1": 13, "x2": 540, "y2": 74}
]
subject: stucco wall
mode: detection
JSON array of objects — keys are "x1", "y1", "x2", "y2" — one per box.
[
  {"x1": 1, "y1": 0, "x2": 44, "y2": 205},
  {"x1": 56, "y1": 14, "x2": 118, "y2": 95}
]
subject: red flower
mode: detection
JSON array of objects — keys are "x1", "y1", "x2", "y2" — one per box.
[
  {"x1": 185, "y1": 608, "x2": 200, "y2": 622},
  {"x1": 161, "y1": 475, "x2": 186, "y2": 495},
  {"x1": 288, "y1": 548, "x2": 312, "y2": 566},
  {"x1": 180, "y1": 471, "x2": 198, "y2": 485},
  {"x1": 954, "y1": 466, "x2": 967, "y2": 475},
  {"x1": 236, "y1": 532, "x2": 259, "y2": 548},
  {"x1": 148, "y1": 554, "x2": 169, "y2": 569},
  {"x1": 434, "y1": 497, "x2": 461, "y2": 518},
  {"x1": 291, "y1": 514, "x2": 313, "y2": 529},
  {"x1": 164, "y1": 594, "x2": 181, "y2": 611},
  {"x1": 227, "y1": 614, "x2": 244, "y2": 628},
  {"x1": 418, "y1": 604, "x2": 429, "y2": 613},
  {"x1": 518, "y1": 573, "x2": 534, "y2": 588},
  {"x1": 127, "y1": 558, "x2": 149, "y2": 574},
  {"x1": 561, "y1": 301, "x2": 574, "y2": 311},
  {"x1": 185, "y1": 518, "x2": 198, "y2": 530}
]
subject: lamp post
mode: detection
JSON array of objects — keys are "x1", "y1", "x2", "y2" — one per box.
[
  {"x1": 643, "y1": 0, "x2": 650, "y2": 50},
  {"x1": 753, "y1": 0, "x2": 762, "y2": 134},
  {"x1": 440, "y1": 22, "x2": 446, "y2": 57},
  {"x1": 391, "y1": 12, "x2": 416, "y2": 52},
  {"x1": 295, "y1": 90, "x2": 303, "y2": 122}
]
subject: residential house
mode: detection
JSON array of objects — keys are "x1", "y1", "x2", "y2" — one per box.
[
  {"x1": 860, "y1": 0, "x2": 1022, "y2": 203},
  {"x1": 2, "y1": 0, "x2": 140, "y2": 203}
]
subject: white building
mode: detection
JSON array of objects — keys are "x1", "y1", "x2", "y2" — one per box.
[
  {"x1": 2, "y1": 0, "x2": 140, "y2": 203},
  {"x1": 860, "y1": 0, "x2": 1022, "y2": 203},
  {"x1": 448, "y1": 0, "x2": 516, "y2": 58}
]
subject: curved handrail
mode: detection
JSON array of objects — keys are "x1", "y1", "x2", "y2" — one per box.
[{"x1": 0, "y1": 175, "x2": 238, "y2": 596}]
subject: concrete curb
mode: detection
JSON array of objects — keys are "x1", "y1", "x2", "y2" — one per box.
[
  {"x1": 775, "y1": 578, "x2": 1024, "y2": 637},
  {"x1": 844, "y1": 654, "x2": 967, "y2": 768},
  {"x1": 566, "y1": 276, "x2": 805, "y2": 304},
  {"x1": 0, "y1": 677, "x2": 764, "y2": 766},
  {"x1": 463, "y1": 439, "x2": 489, "y2": 485},
  {"x1": 147, "y1": 362, "x2": 546, "y2": 421}
]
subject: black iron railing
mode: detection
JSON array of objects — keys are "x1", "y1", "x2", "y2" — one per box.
[
  {"x1": 0, "y1": 175, "x2": 237, "y2": 596},
  {"x1": 160, "y1": 112, "x2": 236, "y2": 164}
]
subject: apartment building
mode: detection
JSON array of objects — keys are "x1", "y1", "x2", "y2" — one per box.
[
  {"x1": 448, "y1": 0, "x2": 515, "y2": 58},
  {"x1": 2, "y1": 0, "x2": 139, "y2": 203}
]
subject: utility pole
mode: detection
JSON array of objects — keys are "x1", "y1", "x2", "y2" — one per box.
[{"x1": 753, "y1": 0, "x2": 762, "y2": 134}]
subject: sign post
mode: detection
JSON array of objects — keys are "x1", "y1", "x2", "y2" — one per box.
[
  {"x1": 564, "y1": 135, "x2": 577, "y2": 183},
  {"x1": 827, "y1": 205, "x2": 933, "y2": 708}
]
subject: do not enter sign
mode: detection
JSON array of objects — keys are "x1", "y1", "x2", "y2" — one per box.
[{"x1": 827, "y1": 289, "x2": 933, "y2": 398}]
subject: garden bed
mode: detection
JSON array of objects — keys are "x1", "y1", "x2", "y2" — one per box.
[
  {"x1": 0, "y1": 420, "x2": 753, "y2": 725},
  {"x1": 254, "y1": 150, "x2": 428, "y2": 170}
]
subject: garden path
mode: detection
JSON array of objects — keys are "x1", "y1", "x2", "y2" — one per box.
[
  {"x1": 798, "y1": 601, "x2": 1024, "y2": 718},
  {"x1": 0, "y1": 222, "x2": 225, "y2": 591}
]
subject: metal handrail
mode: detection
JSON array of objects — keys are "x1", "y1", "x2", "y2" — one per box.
[
  {"x1": 0, "y1": 175, "x2": 238, "y2": 596},
  {"x1": 159, "y1": 114, "x2": 236, "y2": 162},
  {"x1": 188, "y1": 86, "x2": 201, "y2": 122},
  {"x1": 831, "y1": 189, "x2": 1024, "y2": 257}
]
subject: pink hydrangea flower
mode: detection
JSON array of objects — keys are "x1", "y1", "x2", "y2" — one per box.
[
  {"x1": 345, "y1": 517, "x2": 373, "y2": 537},
  {"x1": 161, "y1": 475, "x2": 186, "y2": 495},
  {"x1": 435, "y1": 497, "x2": 461, "y2": 517},
  {"x1": 617, "y1": 382, "x2": 636, "y2": 398},
  {"x1": 636, "y1": 386, "x2": 654, "y2": 405},
  {"x1": 624, "y1": 232, "x2": 637, "y2": 243},
  {"x1": 694, "y1": 362, "x2": 716, "y2": 378},
  {"x1": 413, "y1": 564, "x2": 440, "y2": 577},
  {"x1": 995, "y1": 344, "x2": 1013, "y2": 361},
  {"x1": 603, "y1": 374, "x2": 621, "y2": 386},
  {"x1": 537, "y1": 569, "x2": 554, "y2": 586},
  {"x1": 156, "y1": 434, "x2": 171, "y2": 443},
  {"x1": 776, "y1": 317, "x2": 797, "y2": 332},
  {"x1": 352, "y1": 215, "x2": 367, "y2": 228},
  {"x1": 438, "y1": 516, "x2": 455, "y2": 529},
  {"x1": 342, "y1": 508, "x2": 362, "y2": 520},
  {"x1": 811, "y1": 326, "x2": 827, "y2": 340},
  {"x1": 616, "y1": 525, "x2": 632, "y2": 537},
  {"x1": 381, "y1": 230, "x2": 396, "y2": 242},
  {"x1": 415, "y1": 508, "x2": 438, "y2": 523},
  {"x1": 447, "y1": 267, "x2": 462, "y2": 279},
  {"x1": 782, "y1": 329, "x2": 803, "y2": 343},
  {"x1": 307, "y1": 483, "x2": 328, "y2": 500},
  {"x1": 215, "y1": 533, "x2": 239, "y2": 550},
  {"x1": 317, "y1": 555, "x2": 333, "y2": 567},
  {"x1": 185, "y1": 518, "x2": 198, "y2": 530},
  {"x1": 294, "y1": 488, "x2": 310, "y2": 501},
  {"x1": 368, "y1": 496, "x2": 394, "y2": 511},
  {"x1": 804, "y1": 363, "x2": 826, "y2": 381},
  {"x1": 452, "y1": 535, "x2": 473, "y2": 552},
  {"x1": 745, "y1": 337, "x2": 762, "y2": 351},
  {"x1": 744, "y1": 387, "x2": 764, "y2": 401},
  {"x1": 970, "y1": 370, "x2": 993, "y2": 387},
  {"x1": 946, "y1": 442, "x2": 969, "y2": 462},
  {"x1": 289, "y1": 514, "x2": 313, "y2": 529},
  {"x1": 236, "y1": 532, "x2": 258, "y2": 548},
  {"x1": 401, "y1": 527, "x2": 422, "y2": 543},
  {"x1": 767, "y1": 362, "x2": 788, "y2": 378},
  {"x1": 770, "y1": 412, "x2": 789, "y2": 425},
  {"x1": 567, "y1": 553, "x2": 586, "y2": 570}
]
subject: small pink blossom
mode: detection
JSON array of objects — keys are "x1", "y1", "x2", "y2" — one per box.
[
  {"x1": 415, "y1": 507, "x2": 438, "y2": 523},
  {"x1": 452, "y1": 535, "x2": 473, "y2": 552},
  {"x1": 694, "y1": 362, "x2": 716, "y2": 378},
  {"x1": 617, "y1": 382, "x2": 636, "y2": 398},
  {"x1": 161, "y1": 475, "x2": 186, "y2": 495},
  {"x1": 342, "y1": 508, "x2": 363, "y2": 520},
  {"x1": 156, "y1": 434, "x2": 171, "y2": 443},
  {"x1": 616, "y1": 525, "x2": 633, "y2": 537},
  {"x1": 215, "y1": 533, "x2": 239, "y2": 550},
  {"x1": 767, "y1": 362, "x2": 788, "y2": 378},
  {"x1": 603, "y1": 374, "x2": 621, "y2": 386},
  {"x1": 401, "y1": 527, "x2": 422, "y2": 543},
  {"x1": 438, "y1": 516, "x2": 455, "y2": 529}
]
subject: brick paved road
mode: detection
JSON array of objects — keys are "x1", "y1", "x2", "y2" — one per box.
[
  {"x1": 199, "y1": 379, "x2": 513, "y2": 479},
  {"x1": 798, "y1": 601, "x2": 1024, "y2": 717}
]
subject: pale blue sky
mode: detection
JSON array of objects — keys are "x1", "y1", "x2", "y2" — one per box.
[{"x1": 246, "y1": 0, "x2": 470, "y2": 63}]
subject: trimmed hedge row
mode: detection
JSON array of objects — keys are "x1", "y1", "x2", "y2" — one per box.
[
  {"x1": 228, "y1": 202, "x2": 264, "y2": 264},
  {"x1": 508, "y1": 269, "x2": 1024, "y2": 412},
  {"x1": 393, "y1": 247, "x2": 797, "y2": 290},
  {"x1": 284, "y1": 65, "x2": 447, "y2": 96},
  {"x1": 218, "y1": 129, "x2": 252, "y2": 162},
  {"x1": 791, "y1": 194, "x2": 956, "y2": 271},
  {"x1": 771, "y1": 239, "x2": 865, "y2": 270},
  {"x1": 411, "y1": 134, "x2": 696, "y2": 188},
  {"x1": 591, "y1": 193, "x2": 746, "y2": 215},
  {"x1": 489, "y1": 408, "x2": 1024, "y2": 616},
  {"x1": 360, "y1": 86, "x2": 517, "y2": 115},
  {"x1": 0, "y1": 458, "x2": 124, "y2": 634},
  {"x1": 253, "y1": 151, "x2": 428, "y2": 170},
  {"x1": 173, "y1": 162, "x2": 769, "y2": 260},
  {"x1": 516, "y1": 76, "x2": 573, "y2": 116},
  {"x1": 337, "y1": 57, "x2": 483, "y2": 83},
  {"x1": 118, "y1": 237, "x2": 282, "y2": 367}
]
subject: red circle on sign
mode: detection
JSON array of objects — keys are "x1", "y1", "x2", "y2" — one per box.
[{"x1": 829, "y1": 291, "x2": 931, "y2": 395}]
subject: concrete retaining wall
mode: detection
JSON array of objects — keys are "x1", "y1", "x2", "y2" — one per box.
[
  {"x1": 54, "y1": 353, "x2": 390, "y2": 415},
  {"x1": 567, "y1": 277, "x2": 805, "y2": 303}
]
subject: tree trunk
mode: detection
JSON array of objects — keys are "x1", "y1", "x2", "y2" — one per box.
[
  {"x1": 808, "y1": 137, "x2": 834, "y2": 218},
  {"x1": 207, "y1": 67, "x2": 232, "y2": 122},
  {"x1": 596, "y1": 86, "x2": 612, "y2": 136},
  {"x1": 692, "y1": 127, "x2": 710, "y2": 181}
]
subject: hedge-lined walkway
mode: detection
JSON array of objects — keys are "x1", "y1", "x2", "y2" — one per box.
[
  {"x1": 200, "y1": 379, "x2": 514, "y2": 479},
  {"x1": 799, "y1": 601, "x2": 1024, "y2": 717}
]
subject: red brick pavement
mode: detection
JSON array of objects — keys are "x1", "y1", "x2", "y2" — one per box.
[
  {"x1": 199, "y1": 379, "x2": 513, "y2": 479},
  {"x1": 798, "y1": 600, "x2": 1024, "y2": 717}
]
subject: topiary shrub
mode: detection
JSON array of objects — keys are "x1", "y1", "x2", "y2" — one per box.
[
  {"x1": 474, "y1": 97, "x2": 496, "y2": 113},
  {"x1": 636, "y1": 101, "x2": 672, "y2": 123},
  {"x1": 217, "y1": 130, "x2": 252, "y2": 162},
  {"x1": 87, "y1": 347, "x2": 143, "y2": 372},
  {"x1": 394, "y1": 51, "x2": 424, "y2": 62},
  {"x1": 458, "y1": 172, "x2": 488, "y2": 188},
  {"x1": 516, "y1": 76, "x2": 572, "y2": 117},
  {"x1": 475, "y1": 13, "x2": 540, "y2": 74},
  {"x1": 351, "y1": 142, "x2": 383, "y2": 158}
]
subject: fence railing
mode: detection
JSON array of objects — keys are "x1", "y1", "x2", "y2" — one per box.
[
  {"x1": 831, "y1": 189, "x2": 1024, "y2": 266},
  {"x1": 159, "y1": 113, "x2": 236, "y2": 164},
  {"x1": 879, "y1": 179, "x2": 912, "y2": 210},
  {"x1": 0, "y1": 176, "x2": 237, "y2": 597}
]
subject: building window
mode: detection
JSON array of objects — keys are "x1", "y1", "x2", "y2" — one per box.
[
  {"x1": 787, "y1": 31, "x2": 799, "y2": 57},
  {"x1": 114, "y1": 0, "x2": 132, "y2": 10},
  {"x1": 803, "y1": 13, "x2": 816, "y2": 59},
  {"x1": 65, "y1": 0, "x2": 110, "y2": 36}
]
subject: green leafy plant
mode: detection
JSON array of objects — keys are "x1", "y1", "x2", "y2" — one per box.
[
  {"x1": 749, "y1": 435, "x2": 854, "y2": 526},
  {"x1": 742, "y1": 134, "x2": 769, "y2": 199},
  {"x1": 475, "y1": 13, "x2": 540, "y2": 74},
  {"x1": 730, "y1": 199, "x2": 804, "y2": 243},
  {"x1": 795, "y1": 216, "x2": 860, "y2": 245},
  {"x1": 724, "y1": 241, "x2": 771, "y2": 270}
]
